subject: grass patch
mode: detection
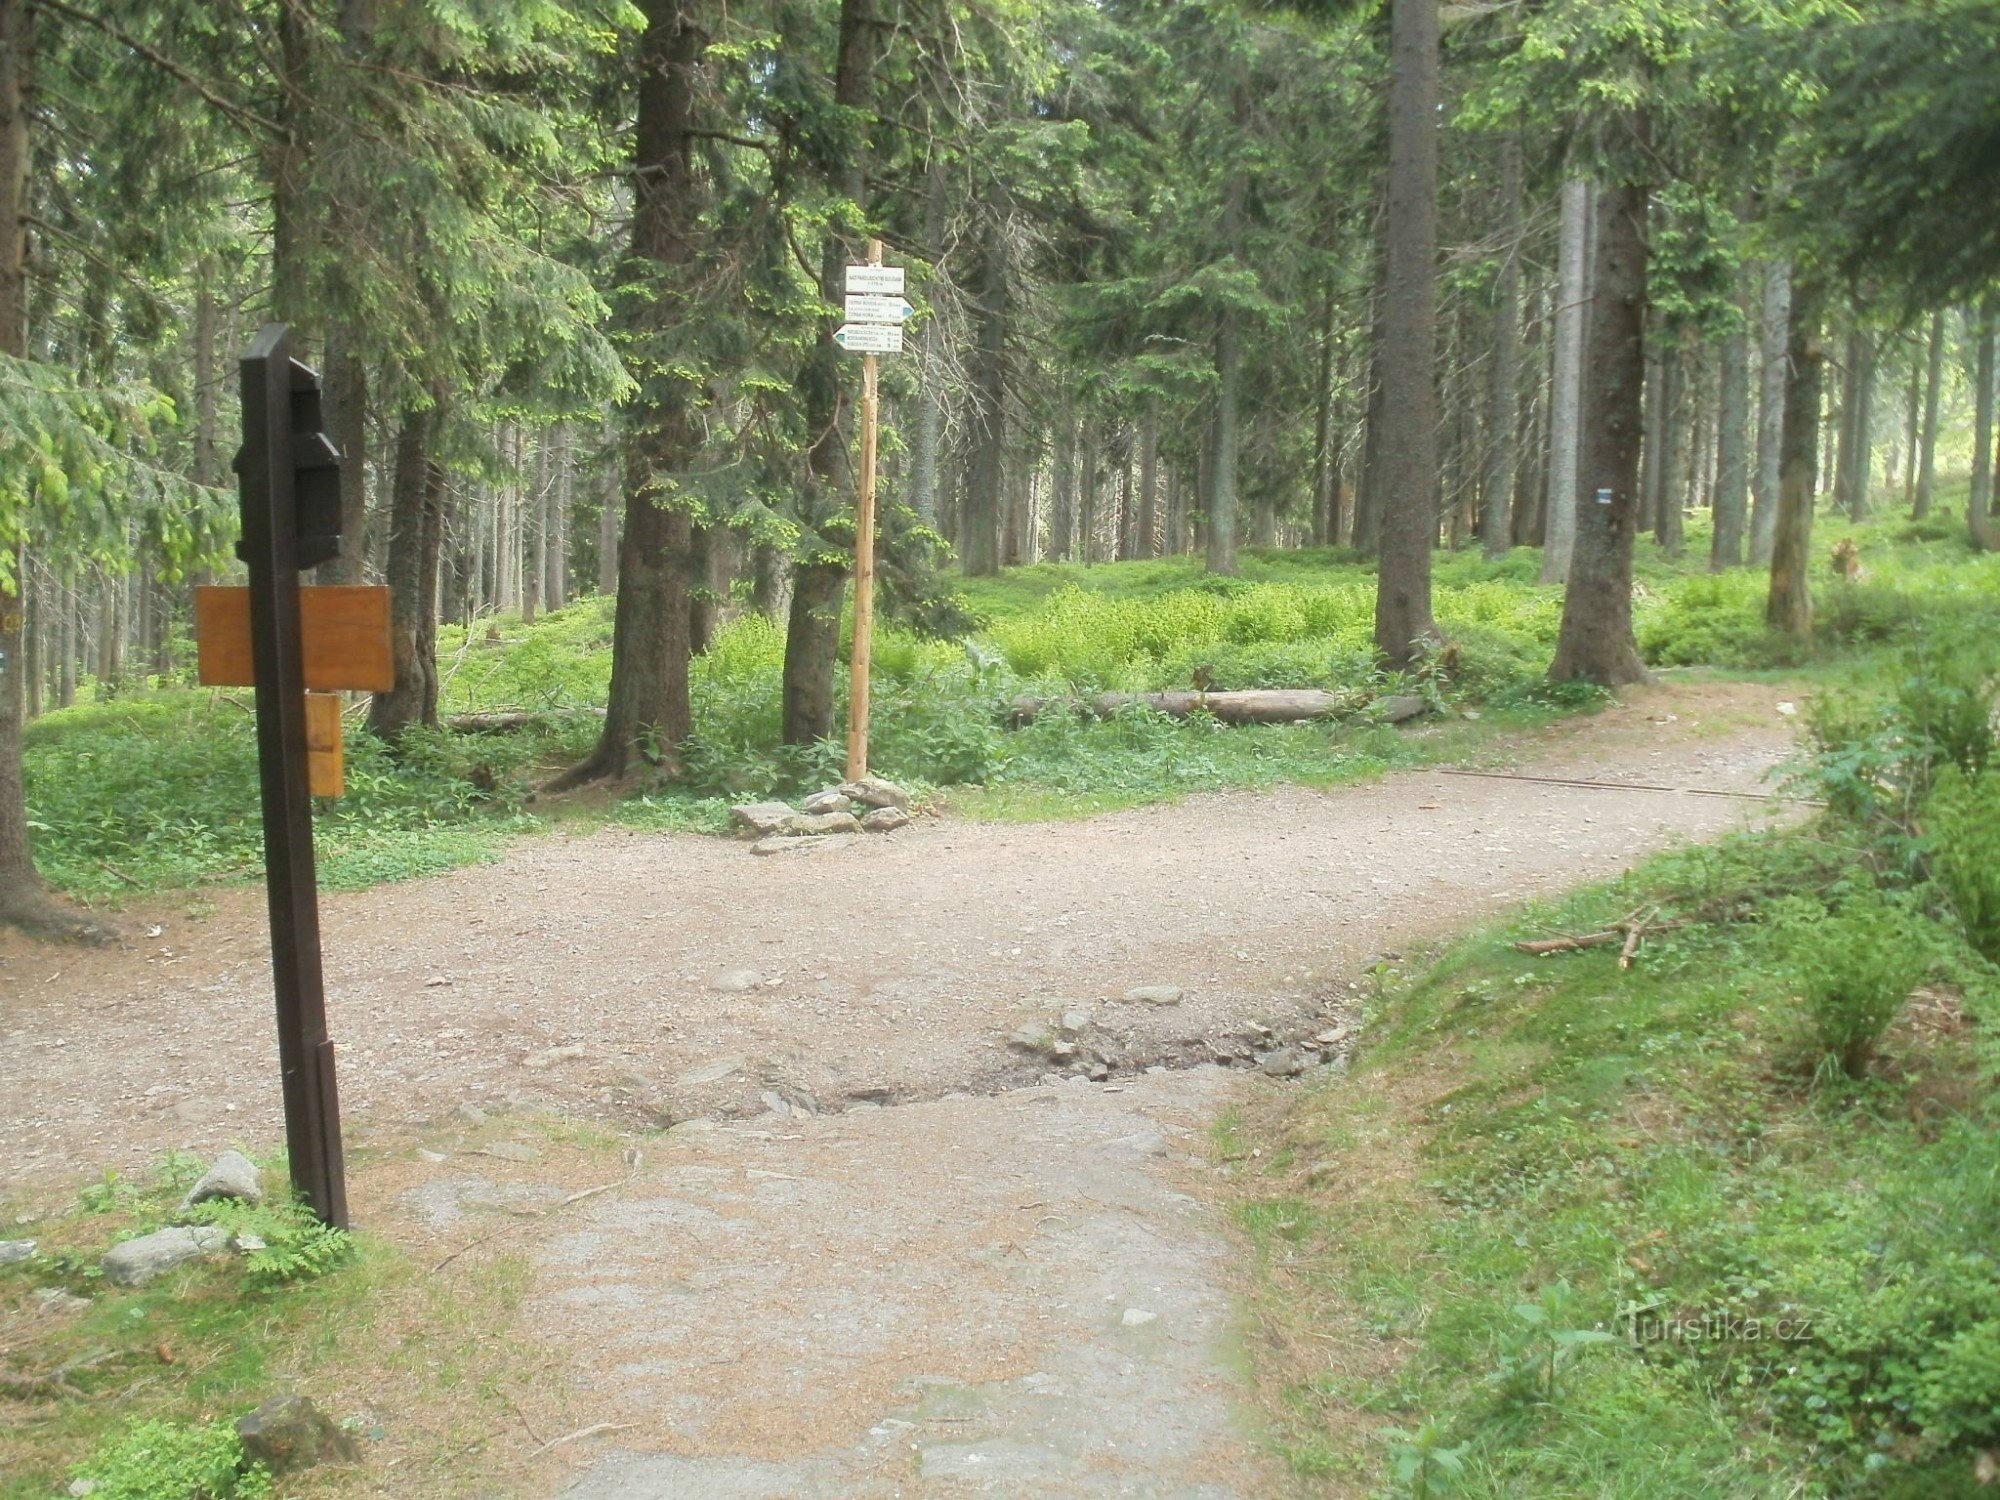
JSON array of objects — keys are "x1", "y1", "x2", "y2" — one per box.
[{"x1": 1228, "y1": 619, "x2": 2000, "y2": 1497}]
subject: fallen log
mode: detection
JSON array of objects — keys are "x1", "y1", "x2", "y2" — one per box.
[
  {"x1": 446, "y1": 708, "x2": 606, "y2": 734},
  {"x1": 1007, "y1": 689, "x2": 1361, "y2": 727}
]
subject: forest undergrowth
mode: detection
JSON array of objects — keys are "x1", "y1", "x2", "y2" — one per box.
[
  {"x1": 1229, "y1": 575, "x2": 2000, "y2": 1496},
  {"x1": 21, "y1": 507, "x2": 1994, "y2": 905}
]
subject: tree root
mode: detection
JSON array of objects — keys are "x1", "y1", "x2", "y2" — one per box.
[{"x1": 0, "y1": 880, "x2": 116, "y2": 946}]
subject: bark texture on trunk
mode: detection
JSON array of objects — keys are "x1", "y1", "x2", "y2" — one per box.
[
  {"x1": 1750, "y1": 260, "x2": 1790, "y2": 564},
  {"x1": 1914, "y1": 310, "x2": 1945, "y2": 518},
  {"x1": 780, "y1": 0, "x2": 879, "y2": 744},
  {"x1": 960, "y1": 214, "x2": 1008, "y2": 577},
  {"x1": 1372, "y1": 0, "x2": 1441, "y2": 666},
  {"x1": 1767, "y1": 284, "x2": 1824, "y2": 637},
  {"x1": 1549, "y1": 175, "x2": 1651, "y2": 686},
  {"x1": 1711, "y1": 309, "x2": 1751, "y2": 569},
  {"x1": 367, "y1": 403, "x2": 444, "y2": 740},
  {"x1": 1969, "y1": 309, "x2": 1997, "y2": 553},
  {"x1": 1539, "y1": 177, "x2": 1591, "y2": 583},
  {"x1": 551, "y1": 0, "x2": 708, "y2": 786},
  {"x1": 1482, "y1": 137, "x2": 1523, "y2": 561},
  {"x1": 1655, "y1": 342, "x2": 1685, "y2": 556}
]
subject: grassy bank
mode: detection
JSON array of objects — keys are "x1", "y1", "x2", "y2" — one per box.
[
  {"x1": 23, "y1": 506, "x2": 1994, "y2": 903},
  {"x1": 1229, "y1": 627, "x2": 2000, "y2": 1496}
]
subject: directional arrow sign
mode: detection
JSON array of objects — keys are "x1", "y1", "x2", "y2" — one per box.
[
  {"x1": 834, "y1": 323, "x2": 904, "y2": 354},
  {"x1": 845, "y1": 293, "x2": 915, "y2": 325},
  {"x1": 845, "y1": 264, "x2": 906, "y2": 295}
]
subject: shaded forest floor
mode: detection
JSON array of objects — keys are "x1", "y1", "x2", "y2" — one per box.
[{"x1": 1, "y1": 678, "x2": 1800, "y2": 1497}]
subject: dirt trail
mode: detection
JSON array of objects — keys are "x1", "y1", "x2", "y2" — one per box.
[{"x1": 0, "y1": 681, "x2": 1800, "y2": 1496}]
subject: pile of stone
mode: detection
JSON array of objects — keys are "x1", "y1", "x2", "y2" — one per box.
[
  {"x1": 98, "y1": 1150, "x2": 267, "y2": 1287},
  {"x1": 731, "y1": 776, "x2": 913, "y2": 853}
]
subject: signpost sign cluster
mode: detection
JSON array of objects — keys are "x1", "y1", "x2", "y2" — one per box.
[
  {"x1": 192, "y1": 324, "x2": 392, "y2": 1229},
  {"x1": 834, "y1": 243, "x2": 908, "y2": 781}
]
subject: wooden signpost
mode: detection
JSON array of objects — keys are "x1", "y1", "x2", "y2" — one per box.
[
  {"x1": 192, "y1": 324, "x2": 391, "y2": 1229},
  {"x1": 838, "y1": 242, "x2": 902, "y2": 781}
]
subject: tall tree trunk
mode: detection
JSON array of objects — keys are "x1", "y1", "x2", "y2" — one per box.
[
  {"x1": 781, "y1": 0, "x2": 880, "y2": 744},
  {"x1": 1767, "y1": 285, "x2": 1825, "y2": 636},
  {"x1": 1969, "y1": 308, "x2": 1997, "y2": 553},
  {"x1": 1373, "y1": 0, "x2": 1442, "y2": 664},
  {"x1": 1750, "y1": 260, "x2": 1790, "y2": 564},
  {"x1": 1136, "y1": 404, "x2": 1160, "y2": 559},
  {"x1": 1482, "y1": 137, "x2": 1523, "y2": 561},
  {"x1": 1914, "y1": 309, "x2": 1945, "y2": 518},
  {"x1": 552, "y1": 0, "x2": 708, "y2": 785},
  {"x1": 1834, "y1": 327, "x2": 1877, "y2": 521},
  {"x1": 960, "y1": 213, "x2": 1008, "y2": 578},
  {"x1": 0, "y1": 0, "x2": 92, "y2": 937},
  {"x1": 910, "y1": 159, "x2": 947, "y2": 527},
  {"x1": 1539, "y1": 177, "x2": 1591, "y2": 583},
  {"x1": 1311, "y1": 286, "x2": 1337, "y2": 547},
  {"x1": 1711, "y1": 303, "x2": 1751, "y2": 569},
  {"x1": 317, "y1": 347, "x2": 368, "y2": 584},
  {"x1": 1049, "y1": 400, "x2": 1076, "y2": 562},
  {"x1": 1549, "y1": 173, "x2": 1651, "y2": 686},
  {"x1": 368, "y1": 403, "x2": 444, "y2": 740},
  {"x1": 1655, "y1": 342, "x2": 1685, "y2": 556}
]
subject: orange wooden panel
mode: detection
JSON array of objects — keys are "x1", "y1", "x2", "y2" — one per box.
[
  {"x1": 305, "y1": 692, "x2": 345, "y2": 798},
  {"x1": 195, "y1": 585, "x2": 395, "y2": 692}
]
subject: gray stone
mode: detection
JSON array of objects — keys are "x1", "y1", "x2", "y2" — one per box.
[
  {"x1": 522, "y1": 1043, "x2": 587, "y2": 1069},
  {"x1": 1058, "y1": 1007, "x2": 1095, "y2": 1037},
  {"x1": 1369, "y1": 694, "x2": 1429, "y2": 724},
  {"x1": 1121, "y1": 1307, "x2": 1158, "y2": 1327},
  {"x1": 451, "y1": 1102, "x2": 490, "y2": 1128},
  {"x1": 0, "y1": 1238, "x2": 36, "y2": 1266},
  {"x1": 780, "y1": 811, "x2": 863, "y2": 836},
  {"x1": 180, "y1": 1150, "x2": 264, "y2": 1210},
  {"x1": 750, "y1": 835, "x2": 807, "y2": 855},
  {"x1": 236, "y1": 1394, "x2": 362, "y2": 1475},
  {"x1": 838, "y1": 775, "x2": 910, "y2": 811},
  {"x1": 481, "y1": 1141, "x2": 541, "y2": 1163},
  {"x1": 675, "y1": 1054, "x2": 746, "y2": 1088},
  {"x1": 1009, "y1": 1026, "x2": 1058, "y2": 1056},
  {"x1": 1257, "y1": 1048, "x2": 1304, "y2": 1078},
  {"x1": 858, "y1": 805, "x2": 911, "y2": 833},
  {"x1": 68, "y1": 1479, "x2": 98, "y2": 1497},
  {"x1": 708, "y1": 969, "x2": 764, "y2": 993},
  {"x1": 729, "y1": 801, "x2": 796, "y2": 836},
  {"x1": 801, "y1": 789, "x2": 855, "y2": 815},
  {"x1": 1122, "y1": 985, "x2": 1183, "y2": 1006},
  {"x1": 35, "y1": 1287, "x2": 90, "y2": 1315},
  {"x1": 101, "y1": 1225, "x2": 231, "y2": 1287}
]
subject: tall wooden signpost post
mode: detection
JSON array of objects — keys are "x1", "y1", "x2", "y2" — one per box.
[
  {"x1": 833, "y1": 241, "x2": 910, "y2": 781},
  {"x1": 194, "y1": 324, "x2": 394, "y2": 1229}
]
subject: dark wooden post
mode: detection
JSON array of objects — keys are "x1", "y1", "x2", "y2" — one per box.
[{"x1": 237, "y1": 323, "x2": 349, "y2": 1228}]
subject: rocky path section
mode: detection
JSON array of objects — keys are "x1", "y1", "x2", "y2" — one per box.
[{"x1": 0, "y1": 681, "x2": 1794, "y2": 1194}]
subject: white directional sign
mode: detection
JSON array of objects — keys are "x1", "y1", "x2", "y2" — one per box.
[
  {"x1": 845, "y1": 264, "x2": 906, "y2": 295},
  {"x1": 845, "y1": 293, "x2": 915, "y2": 325},
  {"x1": 834, "y1": 323, "x2": 904, "y2": 354}
]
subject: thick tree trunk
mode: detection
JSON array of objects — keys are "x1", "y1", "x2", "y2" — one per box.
[
  {"x1": 909, "y1": 161, "x2": 947, "y2": 527},
  {"x1": 1373, "y1": 0, "x2": 1442, "y2": 666},
  {"x1": 1767, "y1": 284, "x2": 1824, "y2": 636},
  {"x1": 1750, "y1": 260, "x2": 1790, "y2": 564},
  {"x1": 1482, "y1": 138, "x2": 1523, "y2": 561},
  {"x1": 1711, "y1": 308, "x2": 1751, "y2": 569},
  {"x1": 1549, "y1": 175, "x2": 1651, "y2": 686},
  {"x1": 780, "y1": 0, "x2": 880, "y2": 743},
  {"x1": 367, "y1": 404, "x2": 444, "y2": 741},
  {"x1": 1969, "y1": 308, "x2": 1997, "y2": 553},
  {"x1": 317, "y1": 346, "x2": 368, "y2": 584},
  {"x1": 1914, "y1": 309, "x2": 1945, "y2": 518},
  {"x1": 552, "y1": 0, "x2": 708, "y2": 785},
  {"x1": 0, "y1": 0, "x2": 98, "y2": 939},
  {"x1": 1539, "y1": 177, "x2": 1591, "y2": 583}
]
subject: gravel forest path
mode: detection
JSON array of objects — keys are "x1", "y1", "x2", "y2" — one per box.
[{"x1": 0, "y1": 681, "x2": 1799, "y2": 1497}]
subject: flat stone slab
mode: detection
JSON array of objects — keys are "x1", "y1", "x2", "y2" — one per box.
[{"x1": 101, "y1": 1225, "x2": 231, "y2": 1286}]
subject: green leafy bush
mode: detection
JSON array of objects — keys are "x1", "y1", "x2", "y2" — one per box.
[
  {"x1": 1780, "y1": 891, "x2": 1937, "y2": 1078},
  {"x1": 71, "y1": 1419, "x2": 272, "y2": 1500},
  {"x1": 1928, "y1": 768, "x2": 2000, "y2": 962}
]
